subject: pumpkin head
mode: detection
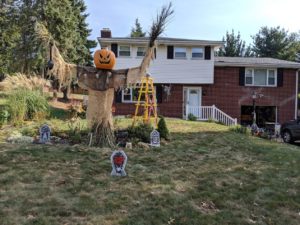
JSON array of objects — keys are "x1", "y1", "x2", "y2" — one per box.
[{"x1": 94, "y1": 48, "x2": 116, "y2": 70}]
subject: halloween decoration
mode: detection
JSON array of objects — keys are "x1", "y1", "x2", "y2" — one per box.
[
  {"x1": 39, "y1": 124, "x2": 51, "y2": 144},
  {"x1": 132, "y1": 75, "x2": 158, "y2": 127},
  {"x1": 110, "y1": 150, "x2": 128, "y2": 176},
  {"x1": 94, "y1": 48, "x2": 116, "y2": 70},
  {"x1": 150, "y1": 130, "x2": 160, "y2": 147},
  {"x1": 35, "y1": 2, "x2": 173, "y2": 147}
]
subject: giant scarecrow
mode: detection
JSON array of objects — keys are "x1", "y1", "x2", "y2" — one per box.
[{"x1": 37, "y1": 3, "x2": 173, "y2": 147}]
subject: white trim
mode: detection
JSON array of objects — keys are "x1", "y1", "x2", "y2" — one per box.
[
  {"x1": 174, "y1": 47, "x2": 187, "y2": 59},
  {"x1": 244, "y1": 68, "x2": 277, "y2": 87},
  {"x1": 136, "y1": 46, "x2": 146, "y2": 57},
  {"x1": 183, "y1": 86, "x2": 202, "y2": 117},
  {"x1": 118, "y1": 45, "x2": 131, "y2": 57},
  {"x1": 191, "y1": 47, "x2": 204, "y2": 59},
  {"x1": 121, "y1": 86, "x2": 156, "y2": 103}
]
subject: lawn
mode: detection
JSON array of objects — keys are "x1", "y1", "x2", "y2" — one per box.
[{"x1": 0, "y1": 119, "x2": 299, "y2": 225}]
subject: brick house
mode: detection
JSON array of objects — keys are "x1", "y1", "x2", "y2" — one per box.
[{"x1": 98, "y1": 29, "x2": 300, "y2": 126}]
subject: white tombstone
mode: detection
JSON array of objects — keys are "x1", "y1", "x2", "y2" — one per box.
[
  {"x1": 39, "y1": 124, "x2": 51, "y2": 143},
  {"x1": 111, "y1": 150, "x2": 127, "y2": 176},
  {"x1": 150, "y1": 130, "x2": 160, "y2": 147}
]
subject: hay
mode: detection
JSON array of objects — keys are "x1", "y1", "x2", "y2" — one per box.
[
  {"x1": 34, "y1": 22, "x2": 76, "y2": 89},
  {"x1": 0, "y1": 73, "x2": 51, "y2": 92},
  {"x1": 87, "y1": 88, "x2": 115, "y2": 147}
]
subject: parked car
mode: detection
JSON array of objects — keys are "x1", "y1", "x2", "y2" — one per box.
[{"x1": 280, "y1": 119, "x2": 300, "y2": 143}]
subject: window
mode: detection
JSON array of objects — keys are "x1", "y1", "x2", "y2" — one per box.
[
  {"x1": 245, "y1": 68, "x2": 277, "y2": 86},
  {"x1": 122, "y1": 87, "x2": 143, "y2": 103},
  {"x1": 122, "y1": 86, "x2": 155, "y2": 103},
  {"x1": 174, "y1": 47, "x2": 186, "y2": 59},
  {"x1": 137, "y1": 47, "x2": 146, "y2": 57},
  {"x1": 119, "y1": 45, "x2": 131, "y2": 57},
  {"x1": 192, "y1": 47, "x2": 204, "y2": 58}
]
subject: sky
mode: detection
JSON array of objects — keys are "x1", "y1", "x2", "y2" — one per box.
[{"x1": 85, "y1": 0, "x2": 300, "y2": 47}]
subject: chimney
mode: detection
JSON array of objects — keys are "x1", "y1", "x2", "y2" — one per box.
[{"x1": 101, "y1": 28, "x2": 112, "y2": 38}]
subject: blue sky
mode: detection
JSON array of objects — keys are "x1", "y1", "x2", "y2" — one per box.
[{"x1": 85, "y1": 0, "x2": 300, "y2": 46}]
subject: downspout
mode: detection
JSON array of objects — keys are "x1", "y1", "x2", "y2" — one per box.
[{"x1": 295, "y1": 69, "x2": 299, "y2": 119}]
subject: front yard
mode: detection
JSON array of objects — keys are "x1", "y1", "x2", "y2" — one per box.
[{"x1": 0, "y1": 118, "x2": 299, "y2": 225}]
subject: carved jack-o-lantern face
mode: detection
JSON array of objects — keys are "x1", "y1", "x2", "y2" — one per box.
[{"x1": 94, "y1": 48, "x2": 116, "y2": 70}]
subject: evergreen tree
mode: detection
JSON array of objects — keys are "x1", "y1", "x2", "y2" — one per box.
[
  {"x1": 130, "y1": 18, "x2": 146, "y2": 37},
  {"x1": 0, "y1": 0, "x2": 97, "y2": 75},
  {"x1": 218, "y1": 30, "x2": 246, "y2": 57},
  {"x1": 251, "y1": 26, "x2": 298, "y2": 60}
]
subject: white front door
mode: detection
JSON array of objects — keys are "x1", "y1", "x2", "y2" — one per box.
[{"x1": 185, "y1": 87, "x2": 202, "y2": 117}]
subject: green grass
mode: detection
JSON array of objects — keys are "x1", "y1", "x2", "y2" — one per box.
[{"x1": 0, "y1": 119, "x2": 299, "y2": 224}]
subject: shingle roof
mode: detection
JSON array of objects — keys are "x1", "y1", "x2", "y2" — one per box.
[
  {"x1": 99, "y1": 37, "x2": 224, "y2": 47},
  {"x1": 215, "y1": 57, "x2": 300, "y2": 69}
]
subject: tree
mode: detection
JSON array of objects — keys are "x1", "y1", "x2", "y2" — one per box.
[
  {"x1": 130, "y1": 18, "x2": 146, "y2": 37},
  {"x1": 251, "y1": 26, "x2": 298, "y2": 60},
  {"x1": 218, "y1": 30, "x2": 246, "y2": 57},
  {"x1": 0, "y1": 0, "x2": 20, "y2": 75},
  {"x1": 0, "y1": 0, "x2": 97, "y2": 76}
]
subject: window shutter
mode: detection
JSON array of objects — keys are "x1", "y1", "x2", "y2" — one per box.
[
  {"x1": 111, "y1": 43, "x2": 118, "y2": 57},
  {"x1": 239, "y1": 67, "x2": 245, "y2": 86},
  {"x1": 167, "y1": 46, "x2": 174, "y2": 59},
  {"x1": 115, "y1": 89, "x2": 122, "y2": 103},
  {"x1": 156, "y1": 85, "x2": 163, "y2": 103},
  {"x1": 277, "y1": 68, "x2": 284, "y2": 87},
  {"x1": 204, "y1": 46, "x2": 211, "y2": 60}
]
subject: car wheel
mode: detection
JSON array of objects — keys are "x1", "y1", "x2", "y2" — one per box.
[{"x1": 282, "y1": 130, "x2": 293, "y2": 143}]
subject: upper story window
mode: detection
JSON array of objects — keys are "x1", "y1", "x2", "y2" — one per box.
[
  {"x1": 192, "y1": 47, "x2": 204, "y2": 59},
  {"x1": 119, "y1": 45, "x2": 131, "y2": 57},
  {"x1": 137, "y1": 47, "x2": 146, "y2": 57},
  {"x1": 245, "y1": 68, "x2": 277, "y2": 86},
  {"x1": 174, "y1": 47, "x2": 186, "y2": 59}
]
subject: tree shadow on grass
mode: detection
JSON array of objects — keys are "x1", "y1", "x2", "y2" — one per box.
[{"x1": 49, "y1": 106, "x2": 68, "y2": 120}]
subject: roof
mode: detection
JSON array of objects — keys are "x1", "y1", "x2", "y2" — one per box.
[
  {"x1": 215, "y1": 57, "x2": 300, "y2": 69},
  {"x1": 98, "y1": 37, "x2": 224, "y2": 47}
]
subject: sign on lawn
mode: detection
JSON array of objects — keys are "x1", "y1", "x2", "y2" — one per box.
[
  {"x1": 111, "y1": 150, "x2": 127, "y2": 176},
  {"x1": 150, "y1": 130, "x2": 160, "y2": 147},
  {"x1": 39, "y1": 124, "x2": 51, "y2": 143}
]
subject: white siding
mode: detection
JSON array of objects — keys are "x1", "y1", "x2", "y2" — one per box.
[{"x1": 112, "y1": 44, "x2": 214, "y2": 84}]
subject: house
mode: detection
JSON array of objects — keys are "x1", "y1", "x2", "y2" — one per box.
[{"x1": 98, "y1": 28, "x2": 300, "y2": 126}]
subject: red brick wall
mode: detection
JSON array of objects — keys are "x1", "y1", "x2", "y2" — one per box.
[
  {"x1": 113, "y1": 67, "x2": 297, "y2": 124},
  {"x1": 113, "y1": 84, "x2": 183, "y2": 118},
  {"x1": 201, "y1": 67, "x2": 297, "y2": 124}
]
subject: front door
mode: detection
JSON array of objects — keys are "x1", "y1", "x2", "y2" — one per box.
[{"x1": 186, "y1": 87, "x2": 201, "y2": 117}]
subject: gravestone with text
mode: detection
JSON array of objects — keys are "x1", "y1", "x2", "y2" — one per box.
[
  {"x1": 39, "y1": 124, "x2": 51, "y2": 143},
  {"x1": 150, "y1": 130, "x2": 160, "y2": 147},
  {"x1": 111, "y1": 150, "x2": 127, "y2": 176}
]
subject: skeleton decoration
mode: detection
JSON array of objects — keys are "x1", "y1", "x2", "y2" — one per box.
[{"x1": 110, "y1": 150, "x2": 128, "y2": 176}]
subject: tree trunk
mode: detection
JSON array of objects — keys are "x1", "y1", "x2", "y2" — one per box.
[{"x1": 87, "y1": 88, "x2": 115, "y2": 147}]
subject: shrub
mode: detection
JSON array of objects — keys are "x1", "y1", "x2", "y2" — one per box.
[
  {"x1": 188, "y1": 113, "x2": 197, "y2": 121},
  {"x1": 157, "y1": 116, "x2": 169, "y2": 140},
  {"x1": 128, "y1": 123, "x2": 153, "y2": 143},
  {"x1": 7, "y1": 89, "x2": 49, "y2": 124},
  {"x1": 229, "y1": 125, "x2": 250, "y2": 135}
]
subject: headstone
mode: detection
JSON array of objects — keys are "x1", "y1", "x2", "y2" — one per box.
[
  {"x1": 150, "y1": 130, "x2": 160, "y2": 147},
  {"x1": 39, "y1": 124, "x2": 51, "y2": 143},
  {"x1": 111, "y1": 150, "x2": 127, "y2": 176}
]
